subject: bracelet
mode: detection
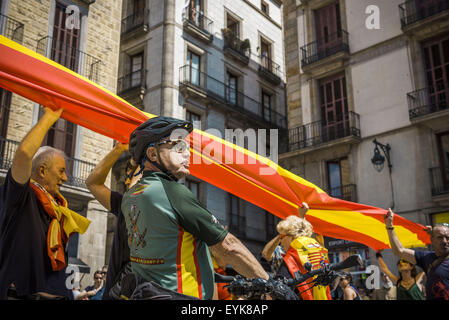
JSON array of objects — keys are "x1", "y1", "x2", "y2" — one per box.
[{"x1": 386, "y1": 226, "x2": 394, "y2": 230}]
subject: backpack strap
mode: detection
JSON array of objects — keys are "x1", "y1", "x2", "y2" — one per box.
[{"x1": 427, "y1": 253, "x2": 449, "y2": 274}]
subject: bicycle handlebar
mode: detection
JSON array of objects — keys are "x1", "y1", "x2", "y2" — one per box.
[{"x1": 215, "y1": 254, "x2": 363, "y2": 300}]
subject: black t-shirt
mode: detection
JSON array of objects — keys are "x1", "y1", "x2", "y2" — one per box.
[
  {"x1": 0, "y1": 170, "x2": 73, "y2": 299},
  {"x1": 415, "y1": 250, "x2": 449, "y2": 300},
  {"x1": 102, "y1": 191, "x2": 129, "y2": 300}
]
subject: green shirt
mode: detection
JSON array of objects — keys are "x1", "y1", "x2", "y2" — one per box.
[{"x1": 121, "y1": 171, "x2": 228, "y2": 299}]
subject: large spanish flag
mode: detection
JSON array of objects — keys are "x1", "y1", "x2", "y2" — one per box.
[{"x1": 0, "y1": 35, "x2": 430, "y2": 251}]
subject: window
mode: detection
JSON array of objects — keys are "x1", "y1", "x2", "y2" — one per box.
[
  {"x1": 0, "y1": 88, "x2": 11, "y2": 139},
  {"x1": 260, "y1": 39, "x2": 272, "y2": 70},
  {"x1": 186, "y1": 179, "x2": 200, "y2": 198},
  {"x1": 226, "y1": 14, "x2": 239, "y2": 36},
  {"x1": 186, "y1": 50, "x2": 201, "y2": 86},
  {"x1": 186, "y1": 110, "x2": 201, "y2": 129},
  {"x1": 327, "y1": 158, "x2": 350, "y2": 200},
  {"x1": 319, "y1": 73, "x2": 348, "y2": 141},
  {"x1": 130, "y1": 52, "x2": 144, "y2": 87},
  {"x1": 262, "y1": 90, "x2": 272, "y2": 122},
  {"x1": 188, "y1": 0, "x2": 204, "y2": 27},
  {"x1": 44, "y1": 1, "x2": 80, "y2": 159},
  {"x1": 265, "y1": 212, "x2": 278, "y2": 240},
  {"x1": 422, "y1": 34, "x2": 449, "y2": 113},
  {"x1": 436, "y1": 132, "x2": 449, "y2": 190},
  {"x1": 314, "y1": 2, "x2": 342, "y2": 53},
  {"x1": 327, "y1": 160, "x2": 343, "y2": 198},
  {"x1": 52, "y1": 1, "x2": 81, "y2": 72},
  {"x1": 261, "y1": 1, "x2": 269, "y2": 15},
  {"x1": 228, "y1": 193, "x2": 245, "y2": 236},
  {"x1": 226, "y1": 72, "x2": 238, "y2": 105}
]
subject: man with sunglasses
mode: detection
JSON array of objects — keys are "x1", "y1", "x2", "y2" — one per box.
[
  {"x1": 385, "y1": 209, "x2": 449, "y2": 300},
  {"x1": 77, "y1": 271, "x2": 104, "y2": 300},
  {"x1": 119, "y1": 116, "x2": 269, "y2": 300}
]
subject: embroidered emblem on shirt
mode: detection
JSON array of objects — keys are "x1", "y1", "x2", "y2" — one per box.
[
  {"x1": 132, "y1": 184, "x2": 149, "y2": 196},
  {"x1": 128, "y1": 204, "x2": 147, "y2": 249}
]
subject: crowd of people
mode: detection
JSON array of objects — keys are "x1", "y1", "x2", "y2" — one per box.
[{"x1": 0, "y1": 108, "x2": 448, "y2": 300}]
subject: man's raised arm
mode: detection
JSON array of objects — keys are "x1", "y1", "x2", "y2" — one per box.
[
  {"x1": 86, "y1": 143, "x2": 128, "y2": 211},
  {"x1": 384, "y1": 208, "x2": 417, "y2": 264},
  {"x1": 11, "y1": 108, "x2": 63, "y2": 184}
]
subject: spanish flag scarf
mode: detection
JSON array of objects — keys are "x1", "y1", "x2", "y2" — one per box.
[{"x1": 30, "y1": 180, "x2": 91, "y2": 271}]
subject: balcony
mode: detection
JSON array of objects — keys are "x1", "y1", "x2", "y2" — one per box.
[
  {"x1": 182, "y1": 7, "x2": 213, "y2": 44},
  {"x1": 288, "y1": 111, "x2": 361, "y2": 152},
  {"x1": 117, "y1": 69, "x2": 146, "y2": 102},
  {"x1": 0, "y1": 137, "x2": 95, "y2": 189},
  {"x1": 222, "y1": 29, "x2": 251, "y2": 66},
  {"x1": 179, "y1": 65, "x2": 287, "y2": 128},
  {"x1": 407, "y1": 85, "x2": 449, "y2": 127},
  {"x1": 258, "y1": 55, "x2": 282, "y2": 85},
  {"x1": 36, "y1": 36, "x2": 101, "y2": 83},
  {"x1": 429, "y1": 166, "x2": 449, "y2": 201},
  {"x1": 301, "y1": 30, "x2": 349, "y2": 75},
  {"x1": 399, "y1": 0, "x2": 449, "y2": 30},
  {"x1": 327, "y1": 184, "x2": 357, "y2": 202},
  {"x1": 0, "y1": 13, "x2": 24, "y2": 43},
  {"x1": 121, "y1": 10, "x2": 149, "y2": 40}
]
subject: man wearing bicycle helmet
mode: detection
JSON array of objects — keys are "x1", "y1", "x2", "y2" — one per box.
[{"x1": 121, "y1": 116, "x2": 268, "y2": 300}]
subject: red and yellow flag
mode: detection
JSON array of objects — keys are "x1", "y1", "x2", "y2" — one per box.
[{"x1": 0, "y1": 35, "x2": 431, "y2": 251}]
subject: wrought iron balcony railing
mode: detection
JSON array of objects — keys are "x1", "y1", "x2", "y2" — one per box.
[
  {"x1": 258, "y1": 55, "x2": 282, "y2": 85},
  {"x1": 179, "y1": 65, "x2": 287, "y2": 128},
  {"x1": 36, "y1": 36, "x2": 101, "y2": 83},
  {"x1": 121, "y1": 9, "x2": 149, "y2": 36},
  {"x1": 407, "y1": 84, "x2": 449, "y2": 119},
  {"x1": 327, "y1": 184, "x2": 357, "y2": 202},
  {"x1": 117, "y1": 70, "x2": 147, "y2": 95},
  {"x1": 399, "y1": 0, "x2": 449, "y2": 28},
  {"x1": 0, "y1": 13, "x2": 24, "y2": 43},
  {"x1": 301, "y1": 29, "x2": 349, "y2": 67},
  {"x1": 288, "y1": 111, "x2": 361, "y2": 151},
  {"x1": 183, "y1": 6, "x2": 213, "y2": 35},
  {"x1": 0, "y1": 137, "x2": 95, "y2": 189},
  {"x1": 429, "y1": 166, "x2": 449, "y2": 196},
  {"x1": 222, "y1": 29, "x2": 251, "y2": 62}
]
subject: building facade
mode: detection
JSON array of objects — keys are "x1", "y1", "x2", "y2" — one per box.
[
  {"x1": 0, "y1": 0, "x2": 122, "y2": 288},
  {"x1": 113, "y1": 0, "x2": 288, "y2": 257},
  {"x1": 281, "y1": 0, "x2": 449, "y2": 280}
]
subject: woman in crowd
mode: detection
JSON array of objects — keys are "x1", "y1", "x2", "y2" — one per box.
[{"x1": 376, "y1": 251, "x2": 425, "y2": 300}]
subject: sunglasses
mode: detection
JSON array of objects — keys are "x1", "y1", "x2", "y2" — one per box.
[{"x1": 157, "y1": 140, "x2": 190, "y2": 153}]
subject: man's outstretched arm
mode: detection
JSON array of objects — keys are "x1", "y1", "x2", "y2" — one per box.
[{"x1": 86, "y1": 143, "x2": 128, "y2": 211}]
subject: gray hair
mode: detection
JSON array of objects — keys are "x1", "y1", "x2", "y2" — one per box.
[{"x1": 31, "y1": 146, "x2": 66, "y2": 177}]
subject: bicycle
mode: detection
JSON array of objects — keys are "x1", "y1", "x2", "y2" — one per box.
[{"x1": 214, "y1": 254, "x2": 363, "y2": 300}]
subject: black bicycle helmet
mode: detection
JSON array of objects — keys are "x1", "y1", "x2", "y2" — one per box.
[{"x1": 129, "y1": 116, "x2": 193, "y2": 165}]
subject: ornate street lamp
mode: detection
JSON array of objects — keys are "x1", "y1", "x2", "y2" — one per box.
[{"x1": 371, "y1": 139, "x2": 392, "y2": 173}]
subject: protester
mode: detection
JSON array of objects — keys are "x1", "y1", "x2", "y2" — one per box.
[
  {"x1": 372, "y1": 272, "x2": 397, "y2": 300},
  {"x1": 376, "y1": 251, "x2": 424, "y2": 300},
  {"x1": 273, "y1": 214, "x2": 332, "y2": 300},
  {"x1": 85, "y1": 142, "x2": 141, "y2": 300},
  {"x1": 77, "y1": 271, "x2": 104, "y2": 300},
  {"x1": 261, "y1": 203, "x2": 310, "y2": 275},
  {"x1": 339, "y1": 272, "x2": 362, "y2": 300},
  {"x1": 119, "y1": 116, "x2": 269, "y2": 300},
  {"x1": 0, "y1": 107, "x2": 90, "y2": 300},
  {"x1": 385, "y1": 209, "x2": 449, "y2": 300}
]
